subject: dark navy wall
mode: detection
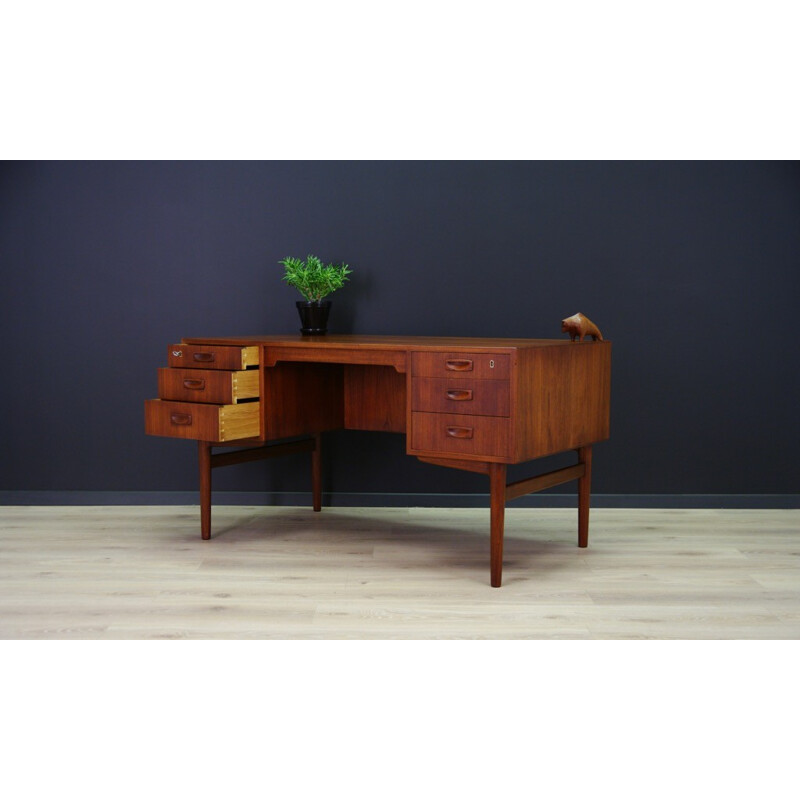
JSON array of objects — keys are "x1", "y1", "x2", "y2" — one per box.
[{"x1": 1, "y1": 161, "x2": 798, "y2": 503}]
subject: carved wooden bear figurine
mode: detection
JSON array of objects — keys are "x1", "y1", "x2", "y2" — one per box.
[{"x1": 561, "y1": 312, "x2": 603, "y2": 341}]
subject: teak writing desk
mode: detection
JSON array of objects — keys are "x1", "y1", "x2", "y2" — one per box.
[{"x1": 145, "y1": 335, "x2": 611, "y2": 587}]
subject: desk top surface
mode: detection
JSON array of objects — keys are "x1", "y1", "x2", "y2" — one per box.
[{"x1": 182, "y1": 334, "x2": 608, "y2": 351}]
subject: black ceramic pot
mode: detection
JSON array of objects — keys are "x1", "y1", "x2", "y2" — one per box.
[{"x1": 296, "y1": 300, "x2": 332, "y2": 335}]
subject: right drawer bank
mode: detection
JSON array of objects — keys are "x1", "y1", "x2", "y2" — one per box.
[{"x1": 408, "y1": 350, "x2": 513, "y2": 461}]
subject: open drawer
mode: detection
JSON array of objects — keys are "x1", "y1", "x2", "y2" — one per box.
[
  {"x1": 157, "y1": 368, "x2": 259, "y2": 404},
  {"x1": 167, "y1": 343, "x2": 260, "y2": 370},
  {"x1": 144, "y1": 399, "x2": 261, "y2": 441}
]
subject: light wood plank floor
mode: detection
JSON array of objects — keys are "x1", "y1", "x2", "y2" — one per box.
[{"x1": 0, "y1": 506, "x2": 798, "y2": 639}]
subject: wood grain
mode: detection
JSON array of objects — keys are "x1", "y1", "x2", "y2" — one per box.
[
  {"x1": 264, "y1": 345, "x2": 407, "y2": 373},
  {"x1": 1, "y1": 507, "x2": 797, "y2": 639},
  {"x1": 513, "y1": 341, "x2": 611, "y2": 460},
  {"x1": 344, "y1": 365, "x2": 407, "y2": 433},
  {"x1": 411, "y1": 377, "x2": 510, "y2": 417},
  {"x1": 261, "y1": 362, "x2": 343, "y2": 440}
]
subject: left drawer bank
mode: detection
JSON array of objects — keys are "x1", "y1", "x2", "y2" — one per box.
[{"x1": 145, "y1": 342, "x2": 261, "y2": 442}]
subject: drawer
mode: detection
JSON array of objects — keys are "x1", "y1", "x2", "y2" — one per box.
[
  {"x1": 411, "y1": 377, "x2": 510, "y2": 416},
  {"x1": 157, "y1": 368, "x2": 259, "y2": 404},
  {"x1": 411, "y1": 351, "x2": 510, "y2": 380},
  {"x1": 144, "y1": 399, "x2": 261, "y2": 441},
  {"x1": 167, "y1": 343, "x2": 260, "y2": 370},
  {"x1": 410, "y1": 412, "x2": 511, "y2": 459}
]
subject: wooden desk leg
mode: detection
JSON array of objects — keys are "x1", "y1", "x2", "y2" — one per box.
[
  {"x1": 312, "y1": 433, "x2": 322, "y2": 512},
  {"x1": 199, "y1": 441, "x2": 212, "y2": 540},
  {"x1": 577, "y1": 445, "x2": 592, "y2": 548},
  {"x1": 489, "y1": 462, "x2": 507, "y2": 587}
]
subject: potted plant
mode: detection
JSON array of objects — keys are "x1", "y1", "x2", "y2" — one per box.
[{"x1": 279, "y1": 254, "x2": 352, "y2": 335}]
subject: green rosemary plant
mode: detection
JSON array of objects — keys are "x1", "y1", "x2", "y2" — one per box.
[{"x1": 279, "y1": 254, "x2": 352, "y2": 302}]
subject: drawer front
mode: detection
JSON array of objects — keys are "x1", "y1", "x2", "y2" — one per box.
[
  {"x1": 411, "y1": 351, "x2": 511, "y2": 380},
  {"x1": 144, "y1": 399, "x2": 260, "y2": 441},
  {"x1": 410, "y1": 412, "x2": 512, "y2": 458},
  {"x1": 157, "y1": 368, "x2": 259, "y2": 404},
  {"x1": 411, "y1": 377, "x2": 510, "y2": 417},
  {"x1": 167, "y1": 343, "x2": 260, "y2": 370}
]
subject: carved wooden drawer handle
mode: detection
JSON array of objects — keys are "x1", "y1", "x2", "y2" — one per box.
[
  {"x1": 445, "y1": 359, "x2": 473, "y2": 371},
  {"x1": 446, "y1": 426, "x2": 474, "y2": 439},
  {"x1": 192, "y1": 352, "x2": 215, "y2": 363},
  {"x1": 170, "y1": 412, "x2": 193, "y2": 426},
  {"x1": 183, "y1": 379, "x2": 206, "y2": 390},
  {"x1": 446, "y1": 389, "x2": 473, "y2": 401}
]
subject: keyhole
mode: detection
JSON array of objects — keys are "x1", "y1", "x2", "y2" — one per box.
[{"x1": 489, "y1": 359, "x2": 495, "y2": 368}]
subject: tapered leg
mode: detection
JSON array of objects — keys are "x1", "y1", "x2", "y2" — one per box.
[
  {"x1": 312, "y1": 433, "x2": 322, "y2": 512},
  {"x1": 577, "y1": 445, "x2": 592, "y2": 548},
  {"x1": 199, "y1": 441, "x2": 212, "y2": 540},
  {"x1": 488, "y1": 462, "x2": 507, "y2": 587}
]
